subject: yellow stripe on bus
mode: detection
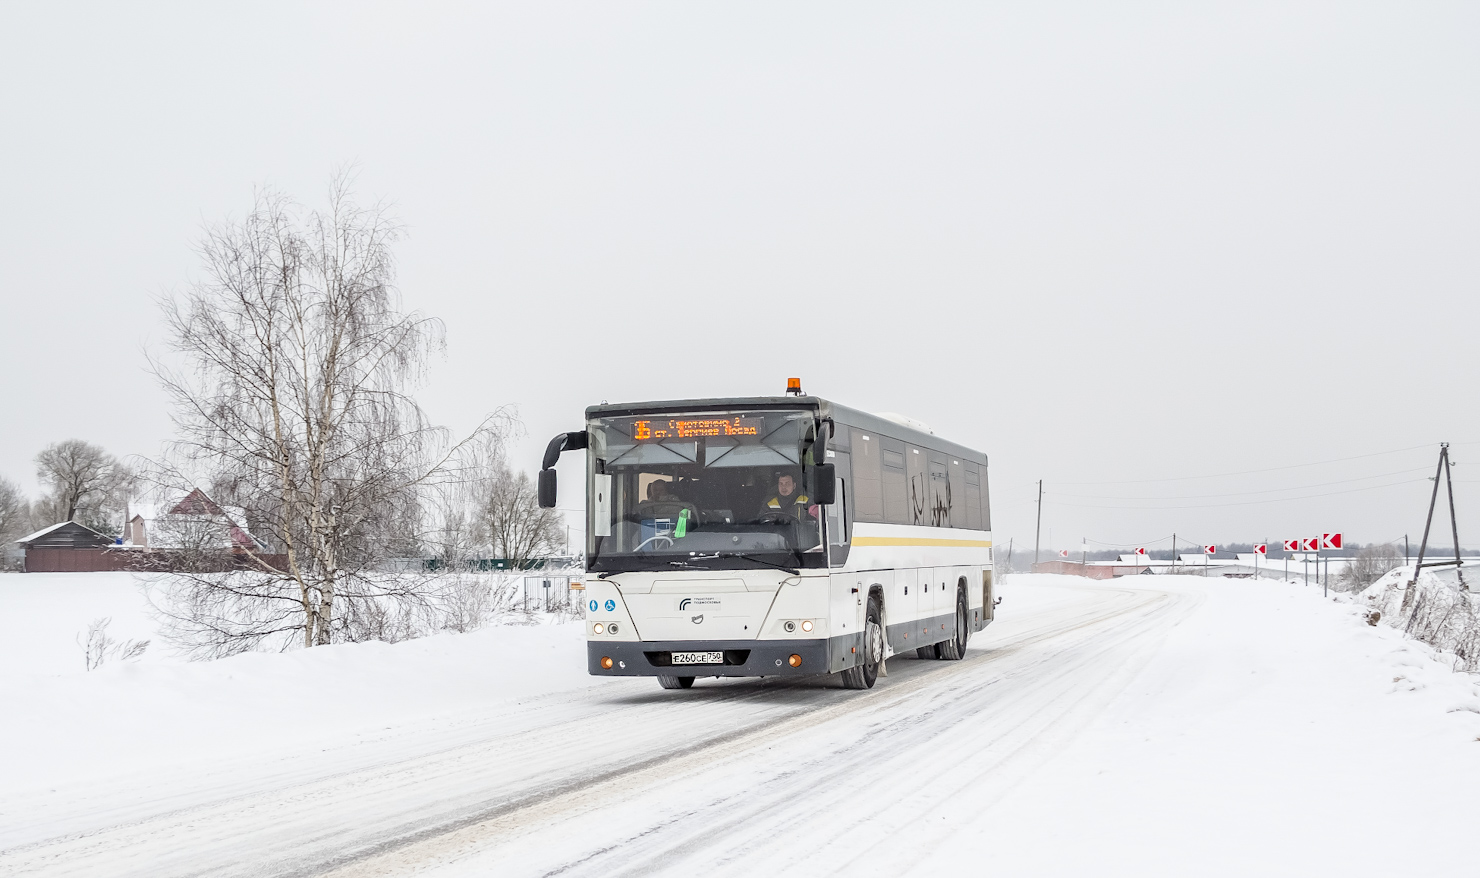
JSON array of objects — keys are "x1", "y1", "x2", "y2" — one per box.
[{"x1": 850, "y1": 537, "x2": 994, "y2": 548}]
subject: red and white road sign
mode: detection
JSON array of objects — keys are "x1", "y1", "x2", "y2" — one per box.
[
  {"x1": 1283, "y1": 539, "x2": 1298, "y2": 552},
  {"x1": 1204, "y1": 545, "x2": 1216, "y2": 555},
  {"x1": 1059, "y1": 549, "x2": 1069, "y2": 558},
  {"x1": 1254, "y1": 543, "x2": 1267, "y2": 555},
  {"x1": 1135, "y1": 547, "x2": 1148, "y2": 556},
  {"x1": 1321, "y1": 533, "x2": 1343, "y2": 550},
  {"x1": 1301, "y1": 537, "x2": 1318, "y2": 552}
]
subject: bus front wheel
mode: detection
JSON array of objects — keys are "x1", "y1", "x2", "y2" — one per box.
[
  {"x1": 841, "y1": 595, "x2": 883, "y2": 690},
  {"x1": 657, "y1": 675, "x2": 695, "y2": 689}
]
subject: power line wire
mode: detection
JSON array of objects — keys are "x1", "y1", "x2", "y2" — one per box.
[
  {"x1": 1053, "y1": 443, "x2": 1435, "y2": 486},
  {"x1": 1048, "y1": 466, "x2": 1432, "y2": 501},
  {"x1": 1046, "y1": 477, "x2": 1427, "y2": 510}
]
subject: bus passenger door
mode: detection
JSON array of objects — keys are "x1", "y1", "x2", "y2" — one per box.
[{"x1": 829, "y1": 572, "x2": 865, "y2": 671}]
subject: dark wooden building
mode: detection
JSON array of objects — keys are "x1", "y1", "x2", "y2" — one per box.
[{"x1": 16, "y1": 521, "x2": 134, "y2": 573}]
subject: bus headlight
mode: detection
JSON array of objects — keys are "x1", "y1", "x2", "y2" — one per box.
[
  {"x1": 608, "y1": 623, "x2": 619, "y2": 635},
  {"x1": 783, "y1": 621, "x2": 796, "y2": 633},
  {"x1": 800, "y1": 620, "x2": 813, "y2": 633},
  {"x1": 788, "y1": 654, "x2": 802, "y2": 668},
  {"x1": 601, "y1": 656, "x2": 613, "y2": 669},
  {"x1": 593, "y1": 622, "x2": 604, "y2": 634}
]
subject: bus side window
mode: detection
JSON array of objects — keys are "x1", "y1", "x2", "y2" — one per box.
[
  {"x1": 964, "y1": 462, "x2": 982, "y2": 530},
  {"x1": 828, "y1": 479, "x2": 847, "y2": 545},
  {"x1": 881, "y1": 438, "x2": 908, "y2": 524},
  {"x1": 828, "y1": 478, "x2": 850, "y2": 567},
  {"x1": 851, "y1": 427, "x2": 882, "y2": 522}
]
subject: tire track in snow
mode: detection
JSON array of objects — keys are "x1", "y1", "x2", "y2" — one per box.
[
  {"x1": 323, "y1": 583, "x2": 1198, "y2": 878},
  {"x1": 0, "y1": 582, "x2": 1189, "y2": 878}
]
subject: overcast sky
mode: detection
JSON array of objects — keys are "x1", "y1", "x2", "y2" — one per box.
[{"x1": 3, "y1": 2, "x2": 1477, "y2": 553}]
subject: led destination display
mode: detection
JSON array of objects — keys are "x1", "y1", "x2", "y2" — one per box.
[{"x1": 632, "y1": 416, "x2": 763, "y2": 441}]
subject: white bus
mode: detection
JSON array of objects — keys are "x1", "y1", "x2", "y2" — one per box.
[{"x1": 538, "y1": 380, "x2": 994, "y2": 690}]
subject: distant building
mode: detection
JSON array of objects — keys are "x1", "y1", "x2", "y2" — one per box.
[
  {"x1": 123, "y1": 489, "x2": 261, "y2": 552},
  {"x1": 16, "y1": 521, "x2": 121, "y2": 572},
  {"x1": 17, "y1": 488, "x2": 277, "y2": 573}
]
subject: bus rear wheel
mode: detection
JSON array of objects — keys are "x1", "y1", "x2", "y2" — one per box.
[
  {"x1": 842, "y1": 595, "x2": 883, "y2": 690},
  {"x1": 937, "y1": 590, "x2": 969, "y2": 661},
  {"x1": 657, "y1": 675, "x2": 695, "y2": 689}
]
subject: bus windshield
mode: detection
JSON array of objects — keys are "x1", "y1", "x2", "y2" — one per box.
[{"x1": 587, "y1": 409, "x2": 827, "y2": 571}]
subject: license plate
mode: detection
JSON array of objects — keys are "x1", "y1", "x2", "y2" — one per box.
[{"x1": 672, "y1": 651, "x2": 724, "y2": 665}]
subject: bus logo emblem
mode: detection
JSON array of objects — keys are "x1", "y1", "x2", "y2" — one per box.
[
  {"x1": 692, "y1": 614, "x2": 704, "y2": 624},
  {"x1": 679, "y1": 598, "x2": 692, "y2": 610}
]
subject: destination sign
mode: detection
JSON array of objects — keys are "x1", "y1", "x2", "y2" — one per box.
[{"x1": 633, "y1": 416, "x2": 762, "y2": 441}]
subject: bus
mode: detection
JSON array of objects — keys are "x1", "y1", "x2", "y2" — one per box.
[{"x1": 538, "y1": 380, "x2": 994, "y2": 690}]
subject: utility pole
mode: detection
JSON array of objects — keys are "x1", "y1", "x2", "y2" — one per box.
[
  {"x1": 1034, "y1": 480, "x2": 1043, "y2": 565},
  {"x1": 1406, "y1": 443, "x2": 1466, "y2": 609},
  {"x1": 1171, "y1": 533, "x2": 1177, "y2": 574},
  {"x1": 1404, "y1": 534, "x2": 1409, "y2": 567}
]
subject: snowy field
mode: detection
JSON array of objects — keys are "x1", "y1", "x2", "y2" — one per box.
[{"x1": 2, "y1": 572, "x2": 1478, "y2": 876}]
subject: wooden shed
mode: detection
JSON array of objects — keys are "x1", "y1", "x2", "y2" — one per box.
[{"x1": 16, "y1": 521, "x2": 134, "y2": 573}]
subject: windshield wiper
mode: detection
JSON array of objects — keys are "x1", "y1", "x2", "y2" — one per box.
[{"x1": 699, "y1": 552, "x2": 800, "y2": 575}]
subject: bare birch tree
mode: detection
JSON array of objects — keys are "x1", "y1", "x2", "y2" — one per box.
[{"x1": 153, "y1": 173, "x2": 508, "y2": 656}]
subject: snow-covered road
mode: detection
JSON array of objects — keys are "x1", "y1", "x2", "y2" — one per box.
[{"x1": 3, "y1": 574, "x2": 1479, "y2": 877}]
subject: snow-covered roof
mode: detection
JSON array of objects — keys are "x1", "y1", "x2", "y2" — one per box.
[
  {"x1": 120, "y1": 491, "x2": 261, "y2": 551},
  {"x1": 15, "y1": 520, "x2": 112, "y2": 547},
  {"x1": 15, "y1": 521, "x2": 72, "y2": 545}
]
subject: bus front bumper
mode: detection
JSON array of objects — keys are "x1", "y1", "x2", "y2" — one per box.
[{"x1": 587, "y1": 638, "x2": 835, "y2": 677}]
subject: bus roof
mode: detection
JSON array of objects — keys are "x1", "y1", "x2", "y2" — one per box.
[{"x1": 584, "y1": 396, "x2": 988, "y2": 466}]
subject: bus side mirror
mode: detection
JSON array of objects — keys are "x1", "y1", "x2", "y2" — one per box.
[
  {"x1": 813, "y1": 464, "x2": 836, "y2": 505},
  {"x1": 538, "y1": 469, "x2": 558, "y2": 508}
]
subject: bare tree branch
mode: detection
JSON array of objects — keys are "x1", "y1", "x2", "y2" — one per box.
[{"x1": 148, "y1": 173, "x2": 515, "y2": 656}]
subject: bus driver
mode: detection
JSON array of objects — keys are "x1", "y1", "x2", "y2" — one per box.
[{"x1": 758, "y1": 473, "x2": 818, "y2": 522}]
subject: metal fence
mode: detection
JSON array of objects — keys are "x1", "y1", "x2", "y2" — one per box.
[{"x1": 521, "y1": 575, "x2": 586, "y2": 613}]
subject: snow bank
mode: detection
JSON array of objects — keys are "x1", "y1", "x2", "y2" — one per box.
[
  {"x1": 934, "y1": 574, "x2": 1480, "y2": 877},
  {"x1": 0, "y1": 572, "x2": 164, "y2": 675},
  {"x1": 1357, "y1": 564, "x2": 1480, "y2": 670}
]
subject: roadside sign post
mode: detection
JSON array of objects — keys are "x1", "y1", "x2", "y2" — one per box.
[{"x1": 1319, "y1": 534, "x2": 1342, "y2": 598}]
